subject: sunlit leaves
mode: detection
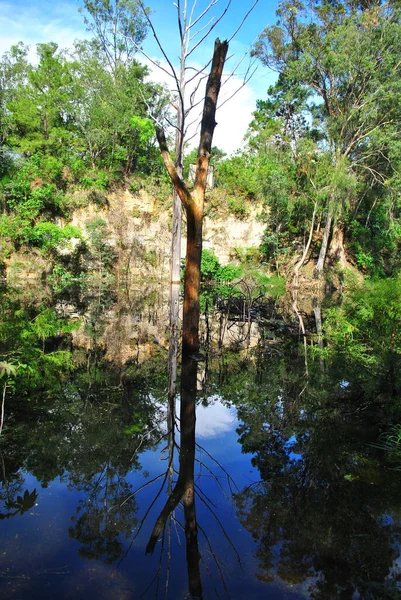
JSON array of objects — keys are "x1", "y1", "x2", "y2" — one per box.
[{"x1": 0, "y1": 362, "x2": 17, "y2": 379}]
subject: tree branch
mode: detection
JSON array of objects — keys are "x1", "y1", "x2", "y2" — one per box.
[
  {"x1": 155, "y1": 126, "x2": 191, "y2": 209},
  {"x1": 186, "y1": 1, "x2": 232, "y2": 58}
]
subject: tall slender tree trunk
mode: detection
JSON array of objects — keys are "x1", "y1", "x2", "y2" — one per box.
[
  {"x1": 182, "y1": 201, "x2": 203, "y2": 354},
  {"x1": 167, "y1": 14, "x2": 186, "y2": 401},
  {"x1": 170, "y1": 192, "x2": 182, "y2": 285},
  {"x1": 156, "y1": 38, "x2": 229, "y2": 355},
  {"x1": 315, "y1": 209, "x2": 333, "y2": 276}
]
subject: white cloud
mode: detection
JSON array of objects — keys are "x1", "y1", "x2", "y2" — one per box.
[
  {"x1": 0, "y1": 1, "x2": 86, "y2": 59},
  {"x1": 178, "y1": 397, "x2": 238, "y2": 439},
  {"x1": 214, "y1": 74, "x2": 257, "y2": 154},
  {"x1": 0, "y1": 0, "x2": 275, "y2": 153}
]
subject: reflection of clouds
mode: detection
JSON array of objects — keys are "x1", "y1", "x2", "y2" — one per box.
[
  {"x1": 157, "y1": 397, "x2": 237, "y2": 439},
  {"x1": 195, "y1": 397, "x2": 238, "y2": 439}
]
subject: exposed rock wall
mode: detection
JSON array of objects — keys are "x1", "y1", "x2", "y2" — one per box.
[{"x1": 70, "y1": 189, "x2": 265, "y2": 283}]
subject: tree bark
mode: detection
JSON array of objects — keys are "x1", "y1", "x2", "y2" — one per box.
[
  {"x1": 328, "y1": 223, "x2": 347, "y2": 269},
  {"x1": 315, "y1": 208, "x2": 333, "y2": 276},
  {"x1": 182, "y1": 202, "x2": 203, "y2": 353},
  {"x1": 182, "y1": 39, "x2": 228, "y2": 354}
]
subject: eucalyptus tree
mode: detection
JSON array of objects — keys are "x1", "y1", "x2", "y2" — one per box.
[
  {"x1": 80, "y1": 0, "x2": 148, "y2": 78},
  {"x1": 4, "y1": 43, "x2": 76, "y2": 157},
  {"x1": 0, "y1": 43, "x2": 31, "y2": 151},
  {"x1": 253, "y1": 0, "x2": 401, "y2": 275},
  {"x1": 70, "y1": 40, "x2": 160, "y2": 175}
]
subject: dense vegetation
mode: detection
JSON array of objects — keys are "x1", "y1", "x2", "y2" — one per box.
[
  {"x1": 217, "y1": 0, "x2": 401, "y2": 276},
  {"x1": 1, "y1": 2, "x2": 401, "y2": 597},
  {"x1": 0, "y1": 0, "x2": 400, "y2": 414},
  {"x1": 1, "y1": 0, "x2": 400, "y2": 281}
]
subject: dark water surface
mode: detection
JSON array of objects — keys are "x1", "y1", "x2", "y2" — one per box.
[{"x1": 1, "y1": 283, "x2": 401, "y2": 599}]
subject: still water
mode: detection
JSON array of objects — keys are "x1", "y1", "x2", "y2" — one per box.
[{"x1": 1, "y1": 282, "x2": 401, "y2": 599}]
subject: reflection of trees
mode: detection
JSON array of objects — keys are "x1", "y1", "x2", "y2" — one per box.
[
  {"x1": 0, "y1": 448, "x2": 38, "y2": 520},
  {"x1": 6, "y1": 277, "x2": 401, "y2": 597},
  {"x1": 229, "y1": 335, "x2": 401, "y2": 598},
  {"x1": 146, "y1": 355, "x2": 202, "y2": 597},
  {"x1": 69, "y1": 463, "x2": 139, "y2": 564},
  {"x1": 0, "y1": 354, "x2": 166, "y2": 564},
  {"x1": 115, "y1": 345, "x2": 241, "y2": 599}
]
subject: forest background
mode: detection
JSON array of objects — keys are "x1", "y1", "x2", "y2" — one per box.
[{"x1": 1, "y1": 0, "x2": 401, "y2": 283}]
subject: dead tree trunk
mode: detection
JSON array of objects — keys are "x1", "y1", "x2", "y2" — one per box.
[
  {"x1": 156, "y1": 38, "x2": 229, "y2": 355},
  {"x1": 146, "y1": 356, "x2": 202, "y2": 597}
]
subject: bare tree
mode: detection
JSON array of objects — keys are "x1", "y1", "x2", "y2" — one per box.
[
  {"x1": 155, "y1": 38, "x2": 228, "y2": 353},
  {"x1": 132, "y1": 0, "x2": 258, "y2": 355}
]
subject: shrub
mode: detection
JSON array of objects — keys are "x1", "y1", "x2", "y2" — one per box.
[{"x1": 227, "y1": 196, "x2": 249, "y2": 219}]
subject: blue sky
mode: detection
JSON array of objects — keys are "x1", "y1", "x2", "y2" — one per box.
[{"x1": 0, "y1": 0, "x2": 278, "y2": 152}]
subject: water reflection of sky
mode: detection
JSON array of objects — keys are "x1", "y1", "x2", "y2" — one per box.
[
  {"x1": 194, "y1": 396, "x2": 238, "y2": 438},
  {"x1": 0, "y1": 411, "x2": 299, "y2": 600},
  {"x1": 2, "y1": 380, "x2": 398, "y2": 597}
]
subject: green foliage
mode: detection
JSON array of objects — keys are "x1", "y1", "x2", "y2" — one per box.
[
  {"x1": 199, "y1": 250, "x2": 243, "y2": 312},
  {"x1": 233, "y1": 246, "x2": 262, "y2": 266},
  {"x1": 80, "y1": 0, "x2": 148, "y2": 73},
  {"x1": 80, "y1": 169, "x2": 110, "y2": 190},
  {"x1": 201, "y1": 249, "x2": 241, "y2": 283},
  {"x1": 314, "y1": 274, "x2": 401, "y2": 391},
  {"x1": 201, "y1": 249, "x2": 221, "y2": 281},
  {"x1": 0, "y1": 27, "x2": 166, "y2": 185},
  {"x1": 48, "y1": 265, "x2": 77, "y2": 293},
  {"x1": 31, "y1": 223, "x2": 82, "y2": 251},
  {"x1": 0, "y1": 155, "x2": 83, "y2": 256},
  {"x1": 183, "y1": 146, "x2": 226, "y2": 180},
  {"x1": 0, "y1": 361, "x2": 17, "y2": 379},
  {"x1": 143, "y1": 249, "x2": 158, "y2": 268},
  {"x1": 218, "y1": 263, "x2": 242, "y2": 282},
  {"x1": 227, "y1": 196, "x2": 249, "y2": 219},
  {"x1": 380, "y1": 425, "x2": 401, "y2": 458},
  {"x1": 250, "y1": 0, "x2": 401, "y2": 274},
  {"x1": 0, "y1": 290, "x2": 78, "y2": 395},
  {"x1": 69, "y1": 41, "x2": 164, "y2": 179}
]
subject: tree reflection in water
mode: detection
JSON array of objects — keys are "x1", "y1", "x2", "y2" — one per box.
[
  {"x1": 229, "y1": 331, "x2": 401, "y2": 598},
  {"x1": 146, "y1": 355, "x2": 202, "y2": 597},
  {"x1": 68, "y1": 463, "x2": 140, "y2": 564},
  {"x1": 131, "y1": 348, "x2": 238, "y2": 599},
  {"x1": 3, "y1": 280, "x2": 401, "y2": 598}
]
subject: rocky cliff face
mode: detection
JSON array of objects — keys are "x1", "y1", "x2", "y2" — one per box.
[
  {"x1": 3, "y1": 188, "x2": 265, "y2": 285},
  {"x1": 70, "y1": 188, "x2": 265, "y2": 282}
]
